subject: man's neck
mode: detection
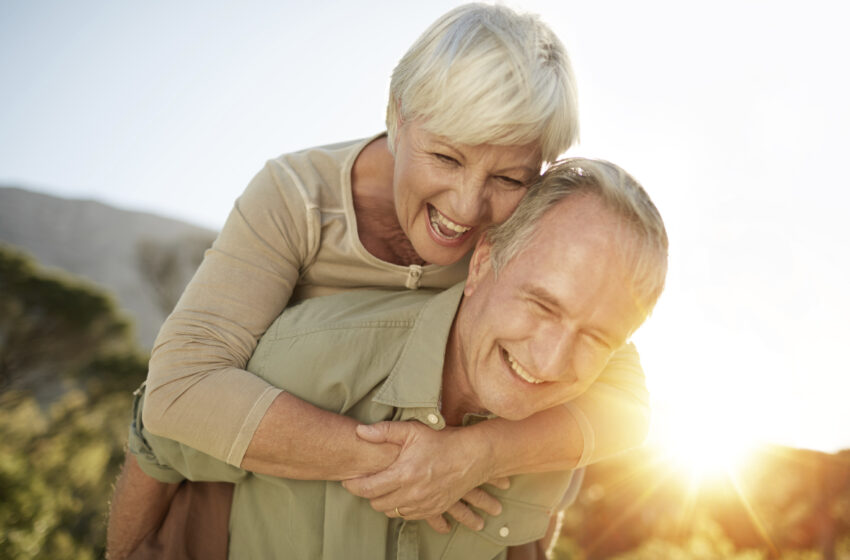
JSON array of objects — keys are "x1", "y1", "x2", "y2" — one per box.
[{"x1": 440, "y1": 301, "x2": 485, "y2": 426}]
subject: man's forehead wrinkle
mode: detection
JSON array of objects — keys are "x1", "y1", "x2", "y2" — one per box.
[
  {"x1": 522, "y1": 276, "x2": 629, "y2": 344},
  {"x1": 522, "y1": 284, "x2": 563, "y2": 311}
]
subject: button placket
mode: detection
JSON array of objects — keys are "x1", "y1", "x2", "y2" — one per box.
[{"x1": 405, "y1": 265, "x2": 423, "y2": 289}]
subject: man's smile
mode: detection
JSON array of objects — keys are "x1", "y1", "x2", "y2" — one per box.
[{"x1": 501, "y1": 347, "x2": 544, "y2": 385}]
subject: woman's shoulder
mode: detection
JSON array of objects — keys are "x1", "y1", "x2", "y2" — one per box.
[{"x1": 263, "y1": 134, "x2": 384, "y2": 211}]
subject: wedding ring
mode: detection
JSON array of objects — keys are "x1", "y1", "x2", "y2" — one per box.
[{"x1": 394, "y1": 507, "x2": 404, "y2": 519}]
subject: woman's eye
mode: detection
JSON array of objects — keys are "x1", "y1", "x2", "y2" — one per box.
[
  {"x1": 496, "y1": 175, "x2": 525, "y2": 188},
  {"x1": 433, "y1": 153, "x2": 459, "y2": 165}
]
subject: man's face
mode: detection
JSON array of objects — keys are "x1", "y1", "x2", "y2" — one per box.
[{"x1": 451, "y1": 194, "x2": 649, "y2": 421}]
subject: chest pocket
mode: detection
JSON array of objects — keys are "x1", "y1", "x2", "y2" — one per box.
[
  {"x1": 430, "y1": 470, "x2": 574, "y2": 559},
  {"x1": 445, "y1": 496, "x2": 554, "y2": 559}
]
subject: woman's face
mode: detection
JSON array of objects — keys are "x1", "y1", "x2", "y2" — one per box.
[{"x1": 393, "y1": 119, "x2": 542, "y2": 266}]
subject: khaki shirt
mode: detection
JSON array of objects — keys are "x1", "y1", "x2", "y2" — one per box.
[
  {"x1": 132, "y1": 284, "x2": 574, "y2": 559},
  {"x1": 142, "y1": 134, "x2": 647, "y2": 470}
]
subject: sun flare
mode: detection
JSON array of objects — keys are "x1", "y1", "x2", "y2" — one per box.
[{"x1": 652, "y1": 405, "x2": 762, "y2": 482}]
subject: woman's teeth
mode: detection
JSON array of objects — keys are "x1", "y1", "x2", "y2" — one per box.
[
  {"x1": 507, "y1": 353, "x2": 543, "y2": 384},
  {"x1": 429, "y1": 207, "x2": 471, "y2": 239}
]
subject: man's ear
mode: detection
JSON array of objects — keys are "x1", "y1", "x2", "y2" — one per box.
[{"x1": 465, "y1": 235, "x2": 493, "y2": 297}]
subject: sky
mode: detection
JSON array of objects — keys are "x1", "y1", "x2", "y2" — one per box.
[{"x1": 2, "y1": 1, "x2": 849, "y2": 454}]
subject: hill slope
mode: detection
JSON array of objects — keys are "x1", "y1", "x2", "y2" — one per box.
[{"x1": 0, "y1": 186, "x2": 217, "y2": 348}]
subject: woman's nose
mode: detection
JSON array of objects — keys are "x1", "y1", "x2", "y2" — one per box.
[{"x1": 448, "y1": 173, "x2": 489, "y2": 223}]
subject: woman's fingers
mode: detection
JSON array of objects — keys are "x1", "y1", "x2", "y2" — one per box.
[
  {"x1": 375, "y1": 487, "x2": 503, "y2": 532},
  {"x1": 342, "y1": 422, "x2": 509, "y2": 523},
  {"x1": 487, "y1": 477, "x2": 511, "y2": 490},
  {"x1": 342, "y1": 470, "x2": 402, "y2": 500},
  {"x1": 355, "y1": 421, "x2": 414, "y2": 445},
  {"x1": 460, "y1": 487, "x2": 502, "y2": 517},
  {"x1": 424, "y1": 515, "x2": 452, "y2": 534},
  {"x1": 368, "y1": 489, "x2": 438, "y2": 519},
  {"x1": 445, "y1": 501, "x2": 485, "y2": 532}
]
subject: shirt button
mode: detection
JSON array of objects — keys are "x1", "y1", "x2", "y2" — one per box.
[
  {"x1": 499, "y1": 526, "x2": 510, "y2": 538},
  {"x1": 405, "y1": 265, "x2": 423, "y2": 289},
  {"x1": 427, "y1": 413, "x2": 439, "y2": 425}
]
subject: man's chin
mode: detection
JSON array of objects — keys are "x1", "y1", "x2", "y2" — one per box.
[{"x1": 491, "y1": 408, "x2": 534, "y2": 422}]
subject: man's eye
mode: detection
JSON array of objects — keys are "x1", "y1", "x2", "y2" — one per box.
[
  {"x1": 585, "y1": 332, "x2": 611, "y2": 349},
  {"x1": 531, "y1": 299, "x2": 553, "y2": 315}
]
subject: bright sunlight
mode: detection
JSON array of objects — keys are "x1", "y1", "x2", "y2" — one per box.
[{"x1": 651, "y1": 403, "x2": 762, "y2": 483}]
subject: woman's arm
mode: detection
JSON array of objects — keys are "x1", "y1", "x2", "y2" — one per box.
[
  {"x1": 342, "y1": 342, "x2": 649, "y2": 517},
  {"x1": 241, "y1": 392, "x2": 403, "y2": 480},
  {"x1": 140, "y1": 373, "x2": 401, "y2": 482},
  {"x1": 143, "y1": 160, "x2": 313, "y2": 464},
  {"x1": 133, "y1": 389, "x2": 497, "y2": 533},
  {"x1": 113, "y1": 384, "x2": 402, "y2": 559}
]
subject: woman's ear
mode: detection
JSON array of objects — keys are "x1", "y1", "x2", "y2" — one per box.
[
  {"x1": 393, "y1": 99, "x2": 404, "y2": 153},
  {"x1": 395, "y1": 98, "x2": 404, "y2": 129},
  {"x1": 464, "y1": 236, "x2": 493, "y2": 297}
]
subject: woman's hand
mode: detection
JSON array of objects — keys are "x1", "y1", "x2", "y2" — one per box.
[
  {"x1": 341, "y1": 421, "x2": 510, "y2": 532},
  {"x1": 421, "y1": 484, "x2": 508, "y2": 534}
]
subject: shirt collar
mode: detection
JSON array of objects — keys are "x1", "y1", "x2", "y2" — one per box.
[{"x1": 371, "y1": 282, "x2": 465, "y2": 424}]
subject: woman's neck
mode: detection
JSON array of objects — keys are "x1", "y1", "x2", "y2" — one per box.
[{"x1": 351, "y1": 136, "x2": 426, "y2": 267}]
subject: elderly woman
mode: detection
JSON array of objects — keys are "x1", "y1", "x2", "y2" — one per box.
[{"x1": 108, "y1": 4, "x2": 648, "y2": 558}]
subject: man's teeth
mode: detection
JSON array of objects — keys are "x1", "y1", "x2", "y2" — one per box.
[
  {"x1": 507, "y1": 354, "x2": 544, "y2": 384},
  {"x1": 429, "y1": 207, "x2": 471, "y2": 238}
]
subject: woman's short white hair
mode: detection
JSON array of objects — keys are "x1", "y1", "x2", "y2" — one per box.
[
  {"x1": 386, "y1": 3, "x2": 578, "y2": 164},
  {"x1": 487, "y1": 158, "x2": 669, "y2": 313}
]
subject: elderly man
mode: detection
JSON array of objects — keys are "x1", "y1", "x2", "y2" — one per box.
[{"x1": 115, "y1": 158, "x2": 667, "y2": 559}]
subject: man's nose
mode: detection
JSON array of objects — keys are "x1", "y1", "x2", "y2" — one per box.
[{"x1": 532, "y1": 324, "x2": 576, "y2": 383}]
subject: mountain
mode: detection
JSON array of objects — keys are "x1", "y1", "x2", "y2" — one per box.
[{"x1": 0, "y1": 186, "x2": 217, "y2": 348}]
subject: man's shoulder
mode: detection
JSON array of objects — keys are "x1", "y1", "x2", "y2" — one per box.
[
  {"x1": 266, "y1": 288, "x2": 441, "y2": 340},
  {"x1": 244, "y1": 288, "x2": 445, "y2": 413}
]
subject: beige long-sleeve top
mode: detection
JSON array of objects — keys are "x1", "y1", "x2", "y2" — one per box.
[{"x1": 142, "y1": 134, "x2": 650, "y2": 467}]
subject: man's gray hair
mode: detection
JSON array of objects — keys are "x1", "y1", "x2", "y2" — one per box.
[
  {"x1": 386, "y1": 3, "x2": 578, "y2": 164},
  {"x1": 487, "y1": 158, "x2": 669, "y2": 312}
]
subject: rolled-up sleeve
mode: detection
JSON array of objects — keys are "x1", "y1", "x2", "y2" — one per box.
[
  {"x1": 142, "y1": 160, "x2": 316, "y2": 465},
  {"x1": 564, "y1": 342, "x2": 650, "y2": 468},
  {"x1": 131, "y1": 385, "x2": 248, "y2": 483}
]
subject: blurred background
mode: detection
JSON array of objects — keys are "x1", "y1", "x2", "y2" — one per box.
[{"x1": 1, "y1": 1, "x2": 849, "y2": 558}]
